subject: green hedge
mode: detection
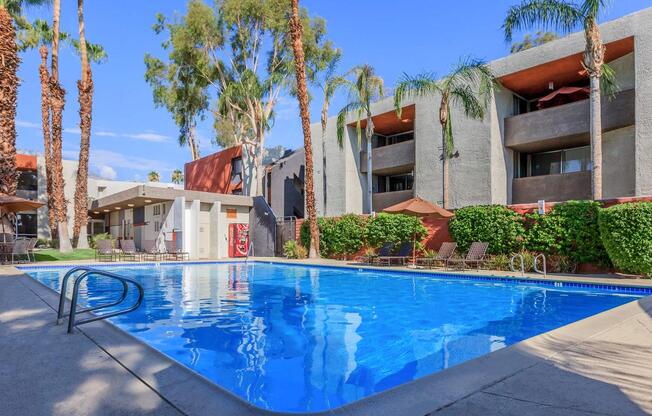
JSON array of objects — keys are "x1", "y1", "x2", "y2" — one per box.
[
  {"x1": 525, "y1": 201, "x2": 609, "y2": 266},
  {"x1": 448, "y1": 205, "x2": 525, "y2": 255},
  {"x1": 300, "y1": 213, "x2": 426, "y2": 257},
  {"x1": 599, "y1": 202, "x2": 652, "y2": 275},
  {"x1": 365, "y1": 213, "x2": 428, "y2": 249}
]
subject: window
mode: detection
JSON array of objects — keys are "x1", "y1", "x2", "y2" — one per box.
[
  {"x1": 516, "y1": 146, "x2": 592, "y2": 178},
  {"x1": 373, "y1": 132, "x2": 414, "y2": 149},
  {"x1": 154, "y1": 221, "x2": 161, "y2": 232},
  {"x1": 153, "y1": 204, "x2": 161, "y2": 216},
  {"x1": 231, "y1": 157, "x2": 243, "y2": 181},
  {"x1": 377, "y1": 173, "x2": 414, "y2": 193},
  {"x1": 17, "y1": 171, "x2": 37, "y2": 191},
  {"x1": 512, "y1": 95, "x2": 529, "y2": 115},
  {"x1": 16, "y1": 213, "x2": 37, "y2": 237},
  {"x1": 161, "y1": 203, "x2": 166, "y2": 215}
]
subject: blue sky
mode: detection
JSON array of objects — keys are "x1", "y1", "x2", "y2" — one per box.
[{"x1": 16, "y1": 0, "x2": 651, "y2": 182}]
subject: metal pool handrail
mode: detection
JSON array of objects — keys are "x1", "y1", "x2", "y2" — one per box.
[
  {"x1": 56, "y1": 266, "x2": 144, "y2": 334},
  {"x1": 510, "y1": 253, "x2": 525, "y2": 276},
  {"x1": 534, "y1": 253, "x2": 547, "y2": 277}
]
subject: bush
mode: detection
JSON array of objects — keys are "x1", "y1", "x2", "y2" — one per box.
[
  {"x1": 300, "y1": 217, "x2": 338, "y2": 257},
  {"x1": 449, "y1": 205, "x2": 525, "y2": 255},
  {"x1": 365, "y1": 213, "x2": 428, "y2": 249},
  {"x1": 331, "y1": 214, "x2": 367, "y2": 257},
  {"x1": 599, "y1": 202, "x2": 652, "y2": 275},
  {"x1": 486, "y1": 254, "x2": 510, "y2": 271},
  {"x1": 91, "y1": 233, "x2": 111, "y2": 249},
  {"x1": 283, "y1": 240, "x2": 307, "y2": 259},
  {"x1": 525, "y1": 201, "x2": 609, "y2": 266}
]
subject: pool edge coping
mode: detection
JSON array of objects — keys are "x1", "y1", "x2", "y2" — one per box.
[{"x1": 7, "y1": 263, "x2": 652, "y2": 416}]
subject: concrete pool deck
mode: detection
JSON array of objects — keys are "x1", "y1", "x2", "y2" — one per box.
[{"x1": 1, "y1": 259, "x2": 652, "y2": 415}]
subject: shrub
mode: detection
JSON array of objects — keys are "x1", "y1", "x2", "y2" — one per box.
[
  {"x1": 283, "y1": 240, "x2": 307, "y2": 259},
  {"x1": 449, "y1": 205, "x2": 525, "y2": 255},
  {"x1": 525, "y1": 201, "x2": 609, "y2": 266},
  {"x1": 300, "y1": 217, "x2": 339, "y2": 257},
  {"x1": 91, "y1": 233, "x2": 111, "y2": 249},
  {"x1": 486, "y1": 254, "x2": 510, "y2": 271},
  {"x1": 331, "y1": 214, "x2": 367, "y2": 257},
  {"x1": 365, "y1": 213, "x2": 428, "y2": 249},
  {"x1": 599, "y1": 202, "x2": 652, "y2": 275}
]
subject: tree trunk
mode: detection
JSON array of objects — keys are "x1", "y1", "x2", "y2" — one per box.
[
  {"x1": 289, "y1": 0, "x2": 320, "y2": 258},
  {"x1": 365, "y1": 116, "x2": 374, "y2": 214},
  {"x1": 39, "y1": 45, "x2": 56, "y2": 237},
  {"x1": 50, "y1": 0, "x2": 72, "y2": 253},
  {"x1": 188, "y1": 124, "x2": 199, "y2": 161},
  {"x1": 0, "y1": 6, "x2": 19, "y2": 196},
  {"x1": 441, "y1": 125, "x2": 449, "y2": 209},
  {"x1": 74, "y1": 0, "x2": 92, "y2": 249},
  {"x1": 321, "y1": 99, "x2": 328, "y2": 215},
  {"x1": 589, "y1": 75, "x2": 602, "y2": 200},
  {"x1": 584, "y1": 19, "x2": 604, "y2": 200}
]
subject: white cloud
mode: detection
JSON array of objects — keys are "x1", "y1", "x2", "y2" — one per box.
[
  {"x1": 273, "y1": 95, "x2": 299, "y2": 121},
  {"x1": 89, "y1": 148, "x2": 174, "y2": 172},
  {"x1": 96, "y1": 165, "x2": 117, "y2": 180},
  {"x1": 95, "y1": 130, "x2": 118, "y2": 137},
  {"x1": 63, "y1": 127, "x2": 81, "y2": 135},
  {"x1": 122, "y1": 132, "x2": 171, "y2": 142},
  {"x1": 16, "y1": 120, "x2": 40, "y2": 129}
]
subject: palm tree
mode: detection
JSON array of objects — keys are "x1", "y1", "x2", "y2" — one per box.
[
  {"x1": 503, "y1": 0, "x2": 617, "y2": 200},
  {"x1": 171, "y1": 169, "x2": 183, "y2": 184},
  {"x1": 72, "y1": 0, "x2": 93, "y2": 249},
  {"x1": 289, "y1": 0, "x2": 320, "y2": 258},
  {"x1": 336, "y1": 65, "x2": 384, "y2": 214},
  {"x1": 49, "y1": 0, "x2": 72, "y2": 252},
  {"x1": 394, "y1": 58, "x2": 497, "y2": 208},
  {"x1": 0, "y1": 0, "x2": 50, "y2": 195},
  {"x1": 315, "y1": 52, "x2": 345, "y2": 215},
  {"x1": 148, "y1": 171, "x2": 160, "y2": 182}
]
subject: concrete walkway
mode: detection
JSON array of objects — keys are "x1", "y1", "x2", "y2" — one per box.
[
  {"x1": 2, "y1": 260, "x2": 652, "y2": 416},
  {"x1": 0, "y1": 268, "x2": 183, "y2": 416}
]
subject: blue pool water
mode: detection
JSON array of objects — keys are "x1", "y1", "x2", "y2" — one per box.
[{"x1": 23, "y1": 262, "x2": 644, "y2": 413}]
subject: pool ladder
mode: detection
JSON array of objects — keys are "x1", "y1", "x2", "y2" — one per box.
[
  {"x1": 56, "y1": 266, "x2": 144, "y2": 334},
  {"x1": 510, "y1": 253, "x2": 547, "y2": 278}
]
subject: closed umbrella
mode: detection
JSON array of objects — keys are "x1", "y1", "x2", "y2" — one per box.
[
  {"x1": 0, "y1": 193, "x2": 44, "y2": 242},
  {"x1": 383, "y1": 197, "x2": 454, "y2": 266}
]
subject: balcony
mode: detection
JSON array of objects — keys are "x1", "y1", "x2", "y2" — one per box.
[
  {"x1": 16, "y1": 189, "x2": 38, "y2": 202},
  {"x1": 512, "y1": 171, "x2": 591, "y2": 204},
  {"x1": 360, "y1": 139, "x2": 415, "y2": 175},
  {"x1": 505, "y1": 89, "x2": 635, "y2": 152},
  {"x1": 372, "y1": 189, "x2": 414, "y2": 211}
]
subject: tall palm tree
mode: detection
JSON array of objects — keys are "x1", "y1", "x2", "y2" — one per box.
[
  {"x1": 336, "y1": 65, "x2": 384, "y2": 214},
  {"x1": 394, "y1": 58, "x2": 496, "y2": 208},
  {"x1": 49, "y1": 0, "x2": 72, "y2": 252},
  {"x1": 316, "y1": 53, "x2": 346, "y2": 215},
  {"x1": 503, "y1": 0, "x2": 617, "y2": 200},
  {"x1": 73, "y1": 0, "x2": 93, "y2": 249},
  {"x1": 148, "y1": 171, "x2": 160, "y2": 182},
  {"x1": 289, "y1": 0, "x2": 320, "y2": 258},
  {"x1": 171, "y1": 169, "x2": 183, "y2": 184}
]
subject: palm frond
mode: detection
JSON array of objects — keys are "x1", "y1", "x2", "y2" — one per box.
[
  {"x1": 336, "y1": 101, "x2": 364, "y2": 148},
  {"x1": 600, "y1": 61, "x2": 619, "y2": 99},
  {"x1": 443, "y1": 106, "x2": 455, "y2": 158},
  {"x1": 502, "y1": 0, "x2": 583, "y2": 41},
  {"x1": 580, "y1": 0, "x2": 610, "y2": 20},
  {"x1": 449, "y1": 84, "x2": 486, "y2": 120},
  {"x1": 394, "y1": 72, "x2": 441, "y2": 116}
]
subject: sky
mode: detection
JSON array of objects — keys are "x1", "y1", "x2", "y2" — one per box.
[{"x1": 15, "y1": 0, "x2": 652, "y2": 182}]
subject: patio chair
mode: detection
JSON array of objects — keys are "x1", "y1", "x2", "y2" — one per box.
[
  {"x1": 95, "y1": 239, "x2": 117, "y2": 262},
  {"x1": 26, "y1": 238, "x2": 37, "y2": 262},
  {"x1": 416, "y1": 242, "x2": 457, "y2": 269},
  {"x1": 119, "y1": 239, "x2": 140, "y2": 261},
  {"x1": 354, "y1": 242, "x2": 393, "y2": 265},
  {"x1": 446, "y1": 242, "x2": 489, "y2": 270},
  {"x1": 10, "y1": 239, "x2": 30, "y2": 264},
  {"x1": 377, "y1": 241, "x2": 413, "y2": 266},
  {"x1": 142, "y1": 240, "x2": 165, "y2": 261},
  {"x1": 165, "y1": 240, "x2": 189, "y2": 261}
]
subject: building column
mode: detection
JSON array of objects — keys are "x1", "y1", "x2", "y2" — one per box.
[{"x1": 209, "y1": 201, "x2": 221, "y2": 259}]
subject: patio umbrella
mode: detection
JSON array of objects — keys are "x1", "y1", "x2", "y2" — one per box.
[
  {"x1": 0, "y1": 193, "x2": 44, "y2": 241},
  {"x1": 383, "y1": 197, "x2": 454, "y2": 265},
  {"x1": 537, "y1": 86, "x2": 590, "y2": 109}
]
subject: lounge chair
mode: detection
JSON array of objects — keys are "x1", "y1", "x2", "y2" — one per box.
[
  {"x1": 119, "y1": 239, "x2": 140, "y2": 261},
  {"x1": 377, "y1": 241, "x2": 413, "y2": 266},
  {"x1": 95, "y1": 239, "x2": 117, "y2": 262},
  {"x1": 446, "y1": 242, "x2": 489, "y2": 270},
  {"x1": 165, "y1": 240, "x2": 189, "y2": 261},
  {"x1": 355, "y1": 242, "x2": 393, "y2": 265},
  {"x1": 416, "y1": 242, "x2": 457, "y2": 269},
  {"x1": 10, "y1": 239, "x2": 30, "y2": 264},
  {"x1": 142, "y1": 240, "x2": 165, "y2": 261}
]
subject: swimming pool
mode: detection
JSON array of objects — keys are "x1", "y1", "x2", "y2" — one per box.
[{"x1": 22, "y1": 262, "x2": 646, "y2": 413}]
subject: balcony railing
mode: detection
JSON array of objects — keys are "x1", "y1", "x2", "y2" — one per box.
[
  {"x1": 512, "y1": 171, "x2": 591, "y2": 204},
  {"x1": 361, "y1": 139, "x2": 415, "y2": 175},
  {"x1": 372, "y1": 189, "x2": 414, "y2": 211},
  {"x1": 505, "y1": 89, "x2": 634, "y2": 152}
]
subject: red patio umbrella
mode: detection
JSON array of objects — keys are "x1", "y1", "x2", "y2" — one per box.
[
  {"x1": 537, "y1": 86, "x2": 590, "y2": 109},
  {"x1": 383, "y1": 197, "x2": 454, "y2": 265}
]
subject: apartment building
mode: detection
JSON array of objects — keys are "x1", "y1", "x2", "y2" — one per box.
[
  {"x1": 15, "y1": 154, "x2": 181, "y2": 239},
  {"x1": 310, "y1": 8, "x2": 652, "y2": 216},
  {"x1": 262, "y1": 148, "x2": 305, "y2": 219}
]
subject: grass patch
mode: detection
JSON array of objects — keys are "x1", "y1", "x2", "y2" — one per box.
[{"x1": 34, "y1": 248, "x2": 96, "y2": 262}]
